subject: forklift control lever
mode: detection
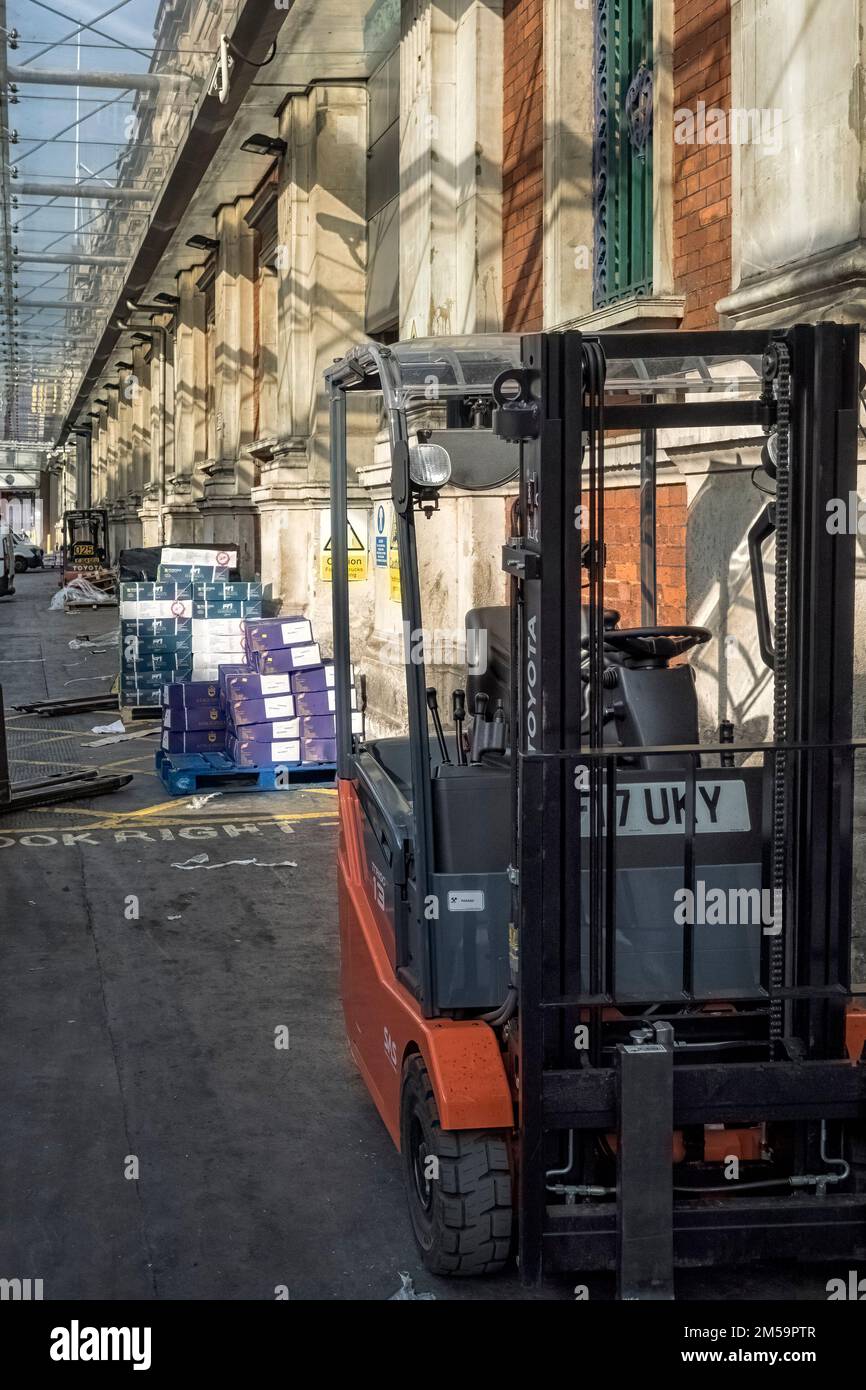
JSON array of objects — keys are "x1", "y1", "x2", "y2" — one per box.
[
  {"x1": 426, "y1": 687, "x2": 451, "y2": 765},
  {"x1": 452, "y1": 688, "x2": 467, "y2": 765}
]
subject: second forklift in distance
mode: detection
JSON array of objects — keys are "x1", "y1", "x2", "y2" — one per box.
[
  {"x1": 61, "y1": 508, "x2": 116, "y2": 606},
  {"x1": 327, "y1": 325, "x2": 866, "y2": 1296}
]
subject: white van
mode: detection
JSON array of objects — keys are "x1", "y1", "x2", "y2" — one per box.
[{"x1": 0, "y1": 528, "x2": 43, "y2": 573}]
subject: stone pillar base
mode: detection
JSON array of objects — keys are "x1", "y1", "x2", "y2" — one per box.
[
  {"x1": 123, "y1": 518, "x2": 143, "y2": 551},
  {"x1": 196, "y1": 496, "x2": 258, "y2": 578},
  {"x1": 162, "y1": 504, "x2": 201, "y2": 547},
  {"x1": 139, "y1": 494, "x2": 162, "y2": 549},
  {"x1": 162, "y1": 475, "x2": 201, "y2": 547},
  {"x1": 107, "y1": 505, "x2": 127, "y2": 565}
]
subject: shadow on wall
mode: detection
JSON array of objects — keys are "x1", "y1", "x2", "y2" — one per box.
[
  {"x1": 688, "y1": 466, "x2": 866, "y2": 982},
  {"x1": 686, "y1": 462, "x2": 773, "y2": 746}
]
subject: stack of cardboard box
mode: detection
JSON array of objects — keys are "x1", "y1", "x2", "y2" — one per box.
[
  {"x1": 219, "y1": 618, "x2": 359, "y2": 767},
  {"x1": 120, "y1": 578, "x2": 193, "y2": 708},
  {"x1": 160, "y1": 680, "x2": 226, "y2": 755},
  {"x1": 191, "y1": 581, "x2": 263, "y2": 680}
]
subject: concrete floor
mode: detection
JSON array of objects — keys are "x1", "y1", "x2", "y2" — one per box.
[{"x1": 0, "y1": 571, "x2": 859, "y2": 1301}]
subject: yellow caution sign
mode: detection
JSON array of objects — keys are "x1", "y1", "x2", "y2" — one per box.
[
  {"x1": 320, "y1": 508, "x2": 368, "y2": 582},
  {"x1": 388, "y1": 507, "x2": 401, "y2": 603}
]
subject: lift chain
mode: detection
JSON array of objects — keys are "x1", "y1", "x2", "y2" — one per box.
[{"x1": 765, "y1": 339, "x2": 791, "y2": 1052}]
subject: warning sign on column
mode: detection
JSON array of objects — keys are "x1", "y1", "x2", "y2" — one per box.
[
  {"x1": 319, "y1": 508, "x2": 368, "y2": 582},
  {"x1": 388, "y1": 508, "x2": 401, "y2": 603}
]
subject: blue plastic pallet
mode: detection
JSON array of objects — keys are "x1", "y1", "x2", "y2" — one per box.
[{"x1": 155, "y1": 747, "x2": 336, "y2": 796}]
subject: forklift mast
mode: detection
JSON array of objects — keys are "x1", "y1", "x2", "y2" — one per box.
[{"x1": 499, "y1": 325, "x2": 864, "y2": 1291}]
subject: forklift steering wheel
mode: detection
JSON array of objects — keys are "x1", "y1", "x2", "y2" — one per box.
[{"x1": 594, "y1": 625, "x2": 712, "y2": 661}]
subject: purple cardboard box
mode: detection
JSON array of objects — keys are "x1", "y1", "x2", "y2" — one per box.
[
  {"x1": 301, "y1": 736, "x2": 336, "y2": 763},
  {"x1": 162, "y1": 706, "x2": 225, "y2": 733},
  {"x1": 229, "y1": 692, "x2": 297, "y2": 726},
  {"x1": 289, "y1": 660, "x2": 358, "y2": 692},
  {"x1": 253, "y1": 642, "x2": 321, "y2": 675},
  {"x1": 218, "y1": 664, "x2": 250, "y2": 706},
  {"x1": 243, "y1": 617, "x2": 314, "y2": 658},
  {"x1": 226, "y1": 734, "x2": 301, "y2": 767},
  {"x1": 161, "y1": 728, "x2": 225, "y2": 754},
  {"x1": 293, "y1": 688, "x2": 335, "y2": 716},
  {"x1": 292, "y1": 687, "x2": 358, "y2": 716},
  {"x1": 299, "y1": 714, "x2": 336, "y2": 740},
  {"x1": 162, "y1": 680, "x2": 220, "y2": 709},
  {"x1": 290, "y1": 661, "x2": 335, "y2": 694},
  {"x1": 230, "y1": 717, "x2": 300, "y2": 743},
  {"x1": 222, "y1": 668, "x2": 292, "y2": 703}
]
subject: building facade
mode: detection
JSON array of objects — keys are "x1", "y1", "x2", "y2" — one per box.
[{"x1": 61, "y1": 0, "x2": 865, "y2": 769}]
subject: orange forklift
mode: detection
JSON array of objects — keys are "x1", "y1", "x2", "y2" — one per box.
[{"x1": 326, "y1": 326, "x2": 866, "y2": 1296}]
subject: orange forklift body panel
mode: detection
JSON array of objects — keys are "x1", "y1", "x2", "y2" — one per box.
[{"x1": 336, "y1": 779, "x2": 514, "y2": 1145}]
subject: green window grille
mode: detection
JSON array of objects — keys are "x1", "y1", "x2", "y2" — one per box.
[{"x1": 593, "y1": 0, "x2": 654, "y2": 308}]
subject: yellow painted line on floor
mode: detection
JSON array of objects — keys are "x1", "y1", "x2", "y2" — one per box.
[
  {"x1": 8, "y1": 808, "x2": 340, "y2": 832},
  {"x1": 20, "y1": 797, "x2": 327, "y2": 822}
]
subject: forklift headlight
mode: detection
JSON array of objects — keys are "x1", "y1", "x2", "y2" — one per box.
[{"x1": 408, "y1": 442, "x2": 451, "y2": 490}]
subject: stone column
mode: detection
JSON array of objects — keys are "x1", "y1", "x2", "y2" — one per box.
[
  {"x1": 359, "y1": 0, "x2": 510, "y2": 731},
  {"x1": 105, "y1": 388, "x2": 126, "y2": 560},
  {"x1": 719, "y1": 0, "x2": 866, "y2": 326},
  {"x1": 130, "y1": 344, "x2": 150, "y2": 497},
  {"x1": 258, "y1": 265, "x2": 278, "y2": 440},
  {"x1": 167, "y1": 270, "x2": 207, "y2": 544},
  {"x1": 117, "y1": 381, "x2": 140, "y2": 550},
  {"x1": 251, "y1": 85, "x2": 368, "y2": 627},
  {"x1": 92, "y1": 410, "x2": 107, "y2": 507},
  {"x1": 197, "y1": 198, "x2": 258, "y2": 573},
  {"x1": 543, "y1": 0, "x2": 595, "y2": 325},
  {"x1": 75, "y1": 431, "x2": 91, "y2": 510},
  {"x1": 139, "y1": 320, "x2": 173, "y2": 547},
  {"x1": 399, "y1": 0, "x2": 503, "y2": 337}
]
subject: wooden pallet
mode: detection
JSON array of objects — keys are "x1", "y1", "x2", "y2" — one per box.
[
  {"x1": 155, "y1": 747, "x2": 336, "y2": 796},
  {"x1": 123, "y1": 703, "x2": 162, "y2": 720}
]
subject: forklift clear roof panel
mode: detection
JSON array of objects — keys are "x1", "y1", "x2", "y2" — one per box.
[
  {"x1": 603, "y1": 354, "x2": 764, "y2": 396},
  {"x1": 330, "y1": 335, "x2": 765, "y2": 404},
  {"x1": 390, "y1": 335, "x2": 522, "y2": 390}
]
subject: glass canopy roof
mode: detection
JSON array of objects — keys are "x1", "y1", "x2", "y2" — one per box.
[{"x1": 1, "y1": 0, "x2": 197, "y2": 448}]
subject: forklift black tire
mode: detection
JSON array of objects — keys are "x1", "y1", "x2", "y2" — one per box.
[
  {"x1": 14, "y1": 557, "x2": 27, "y2": 574},
  {"x1": 400, "y1": 1053, "x2": 513, "y2": 1276}
]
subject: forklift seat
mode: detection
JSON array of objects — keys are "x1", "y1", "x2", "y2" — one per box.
[
  {"x1": 465, "y1": 606, "x2": 511, "y2": 716},
  {"x1": 464, "y1": 603, "x2": 622, "y2": 721}
]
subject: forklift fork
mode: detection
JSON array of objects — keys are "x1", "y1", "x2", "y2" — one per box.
[
  {"x1": 0, "y1": 685, "x2": 132, "y2": 813},
  {"x1": 616, "y1": 1022, "x2": 674, "y2": 1300}
]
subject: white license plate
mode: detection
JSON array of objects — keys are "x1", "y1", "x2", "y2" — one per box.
[{"x1": 579, "y1": 779, "x2": 751, "y2": 836}]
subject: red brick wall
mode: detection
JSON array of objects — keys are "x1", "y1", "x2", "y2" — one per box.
[
  {"x1": 502, "y1": 0, "x2": 544, "y2": 331},
  {"x1": 597, "y1": 483, "x2": 687, "y2": 626},
  {"x1": 672, "y1": 0, "x2": 732, "y2": 329}
]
